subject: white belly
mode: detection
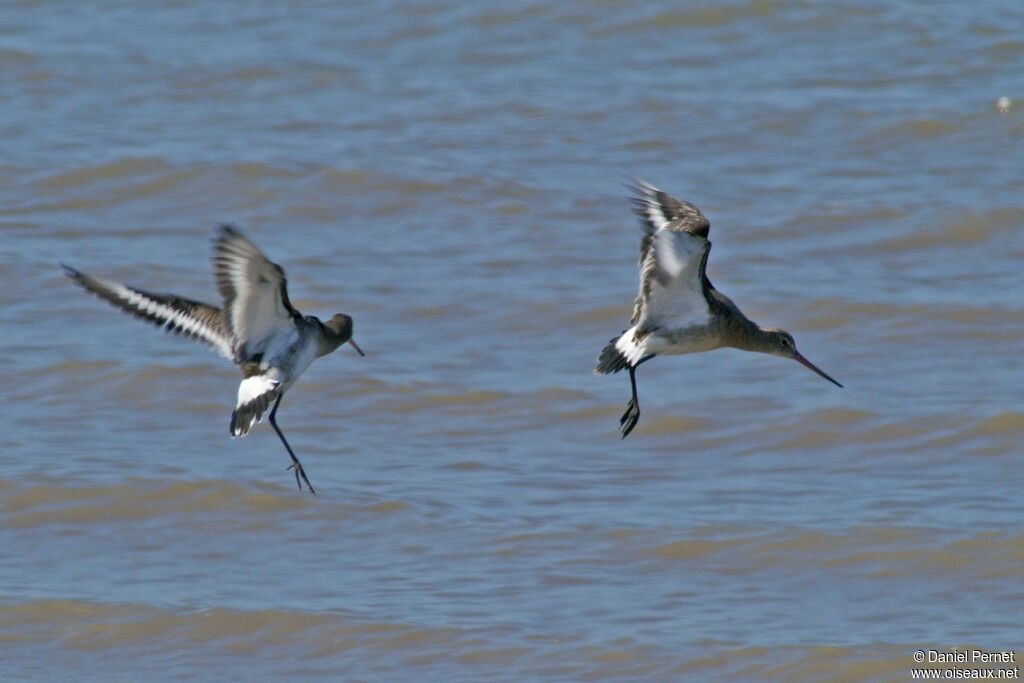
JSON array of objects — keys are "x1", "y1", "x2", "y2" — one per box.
[
  {"x1": 615, "y1": 322, "x2": 720, "y2": 365},
  {"x1": 648, "y1": 332, "x2": 722, "y2": 356},
  {"x1": 634, "y1": 325, "x2": 716, "y2": 358}
]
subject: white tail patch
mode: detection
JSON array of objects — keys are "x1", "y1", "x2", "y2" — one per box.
[
  {"x1": 231, "y1": 375, "x2": 280, "y2": 437},
  {"x1": 614, "y1": 326, "x2": 649, "y2": 367},
  {"x1": 237, "y1": 375, "x2": 278, "y2": 409}
]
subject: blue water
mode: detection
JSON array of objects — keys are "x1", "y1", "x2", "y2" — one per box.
[{"x1": 2, "y1": 2, "x2": 1023, "y2": 681}]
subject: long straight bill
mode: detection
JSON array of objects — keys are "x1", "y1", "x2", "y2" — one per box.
[{"x1": 794, "y1": 352, "x2": 842, "y2": 388}]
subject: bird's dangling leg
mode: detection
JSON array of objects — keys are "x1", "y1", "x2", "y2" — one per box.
[
  {"x1": 268, "y1": 395, "x2": 316, "y2": 495},
  {"x1": 619, "y1": 366, "x2": 641, "y2": 438},
  {"x1": 619, "y1": 356, "x2": 652, "y2": 438}
]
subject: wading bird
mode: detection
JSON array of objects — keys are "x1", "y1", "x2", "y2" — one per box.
[
  {"x1": 63, "y1": 225, "x2": 364, "y2": 494},
  {"x1": 596, "y1": 181, "x2": 841, "y2": 437}
]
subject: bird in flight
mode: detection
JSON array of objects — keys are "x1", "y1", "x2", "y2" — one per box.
[
  {"x1": 63, "y1": 225, "x2": 364, "y2": 494},
  {"x1": 596, "y1": 181, "x2": 841, "y2": 438}
]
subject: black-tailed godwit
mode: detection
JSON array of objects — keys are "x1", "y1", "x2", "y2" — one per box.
[
  {"x1": 63, "y1": 225, "x2": 364, "y2": 494},
  {"x1": 596, "y1": 181, "x2": 841, "y2": 438}
]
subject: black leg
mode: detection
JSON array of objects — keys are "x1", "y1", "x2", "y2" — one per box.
[
  {"x1": 619, "y1": 355, "x2": 653, "y2": 439},
  {"x1": 268, "y1": 395, "x2": 316, "y2": 496},
  {"x1": 619, "y1": 366, "x2": 641, "y2": 438}
]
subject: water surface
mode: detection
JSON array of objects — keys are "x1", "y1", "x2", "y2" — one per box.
[{"x1": 2, "y1": 2, "x2": 1023, "y2": 681}]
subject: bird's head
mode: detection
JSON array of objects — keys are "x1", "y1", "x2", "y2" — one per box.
[
  {"x1": 761, "y1": 327, "x2": 842, "y2": 388},
  {"x1": 322, "y1": 314, "x2": 365, "y2": 357}
]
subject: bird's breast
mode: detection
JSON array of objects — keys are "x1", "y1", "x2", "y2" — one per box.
[{"x1": 259, "y1": 331, "x2": 317, "y2": 386}]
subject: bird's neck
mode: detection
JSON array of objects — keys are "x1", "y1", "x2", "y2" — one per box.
[{"x1": 726, "y1": 319, "x2": 774, "y2": 353}]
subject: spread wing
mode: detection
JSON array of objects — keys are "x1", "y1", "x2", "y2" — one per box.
[
  {"x1": 629, "y1": 180, "x2": 712, "y2": 328},
  {"x1": 62, "y1": 265, "x2": 233, "y2": 359},
  {"x1": 213, "y1": 225, "x2": 299, "y2": 362}
]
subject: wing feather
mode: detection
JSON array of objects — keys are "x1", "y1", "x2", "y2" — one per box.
[
  {"x1": 628, "y1": 181, "x2": 712, "y2": 328},
  {"x1": 640, "y1": 230, "x2": 710, "y2": 328},
  {"x1": 212, "y1": 225, "x2": 298, "y2": 362},
  {"x1": 62, "y1": 265, "x2": 233, "y2": 359},
  {"x1": 630, "y1": 179, "x2": 711, "y2": 238}
]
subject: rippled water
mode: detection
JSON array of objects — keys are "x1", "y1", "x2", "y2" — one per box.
[{"x1": 3, "y1": 2, "x2": 1023, "y2": 681}]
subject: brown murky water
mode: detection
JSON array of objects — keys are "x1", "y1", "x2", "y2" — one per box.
[{"x1": 3, "y1": 3, "x2": 1023, "y2": 681}]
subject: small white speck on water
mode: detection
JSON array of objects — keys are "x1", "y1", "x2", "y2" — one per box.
[{"x1": 996, "y1": 96, "x2": 1011, "y2": 113}]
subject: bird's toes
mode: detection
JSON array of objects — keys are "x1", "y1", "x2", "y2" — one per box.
[
  {"x1": 619, "y1": 399, "x2": 637, "y2": 426},
  {"x1": 287, "y1": 465, "x2": 302, "y2": 490},
  {"x1": 286, "y1": 462, "x2": 316, "y2": 495},
  {"x1": 619, "y1": 404, "x2": 640, "y2": 438}
]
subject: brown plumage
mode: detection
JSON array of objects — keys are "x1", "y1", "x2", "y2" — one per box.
[{"x1": 597, "y1": 180, "x2": 842, "y2": 437}]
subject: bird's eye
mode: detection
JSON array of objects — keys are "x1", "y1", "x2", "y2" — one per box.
[{"x1": 780, "y1": 338, "x2": 790, "y2": 347}]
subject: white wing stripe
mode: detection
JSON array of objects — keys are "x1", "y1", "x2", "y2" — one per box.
[
  {"x1": 642, "y1": 203, "x2": 670, "y2": 232},
  {"x1": 636, "y1": 180, "x2": 670, "y2": 231},
  {"x1": 113, "y1": 284, "x2": 234, "y2": 358}
]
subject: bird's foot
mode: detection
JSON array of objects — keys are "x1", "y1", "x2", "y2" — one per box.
[
  {"x1": 287, "y1": 462, "x2": 317, "y2": 496},
  {"x1": 619, "y1": 398, "x2": 640, "y2": 438}
]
